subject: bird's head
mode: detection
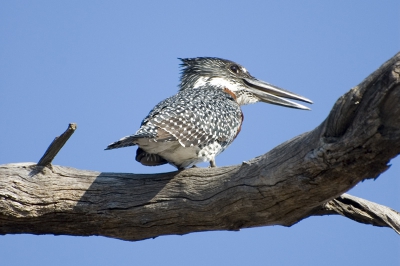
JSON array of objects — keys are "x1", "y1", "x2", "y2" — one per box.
[{"x1": 179, "y1": 57, "x2": 312, "y2": 109}]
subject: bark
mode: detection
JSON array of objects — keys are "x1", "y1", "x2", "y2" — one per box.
[
  {"x1": 319, "y1": 194, "x2": 400, "y2": 234},
  {"x1": 0, "y1": 52, "x2": 399, "y2": 241}
]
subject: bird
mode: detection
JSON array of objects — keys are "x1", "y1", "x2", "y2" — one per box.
[{"x1": 105, "y1": 57, "x2": 312, "y2": 170}]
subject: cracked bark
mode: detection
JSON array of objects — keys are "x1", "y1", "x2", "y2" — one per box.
[{"x1": 0, "y1": 52, "x2": 399, "y2": 241}]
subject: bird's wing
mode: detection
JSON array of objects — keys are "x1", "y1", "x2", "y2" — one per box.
[
  {"x1": 106, "y1": 88, "x2": 242, "y2": 150},
  {"x1": 145, "y1": 88, "x2": 243, "y2": 148}
]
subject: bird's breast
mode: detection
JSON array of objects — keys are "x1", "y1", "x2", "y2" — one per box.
[{"x1": 223, "y1": 87, "x2": 237, "y2": 101}]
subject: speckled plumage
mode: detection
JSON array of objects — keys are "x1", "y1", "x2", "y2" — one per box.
[
  {"x1": 106, "y1": 57, "x2": 312, "y2": 169},
  {"x1": 106, "y1": 86, "x2": 243, "y2": 169}
]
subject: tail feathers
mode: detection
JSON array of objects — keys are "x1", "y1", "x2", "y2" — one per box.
[
  {"x1": 105, "y1": 134, "x2": 153, "y2": 150},
  {"x1": 135, "y1": 148, "x2": 168, "y2": 166}
]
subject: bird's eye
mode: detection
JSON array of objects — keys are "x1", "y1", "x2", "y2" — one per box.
[{"x1": 229, "y1": 64, "x2": 241, "y2": 74}]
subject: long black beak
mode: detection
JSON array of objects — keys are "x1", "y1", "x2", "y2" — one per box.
[{"x1": 243, "y1": 78, "x2": 313, "y2": 110}]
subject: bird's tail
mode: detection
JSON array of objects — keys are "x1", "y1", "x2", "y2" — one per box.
[{"x1": 105, "y1": 134, "x2": 151, "y2": 150}]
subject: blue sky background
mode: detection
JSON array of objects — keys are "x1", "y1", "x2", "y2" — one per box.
[{"x1": 1, "y1": 1, "x2": 399, "y2": 265}]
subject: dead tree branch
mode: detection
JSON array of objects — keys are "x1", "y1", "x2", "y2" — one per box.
[
  {"x1": 0, "y1": 52, "x2": 399, "y2": 241},
  {"x1": 319, "y1": 194, "x2": 400, "y2": 234},
  {"x1": 37, "y1": 123, "x2": 77, "y2": 167}
]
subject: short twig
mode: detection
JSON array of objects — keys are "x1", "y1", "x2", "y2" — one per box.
[{"x1": 37, "y1": 123, "x2": 77, "y2": 167}]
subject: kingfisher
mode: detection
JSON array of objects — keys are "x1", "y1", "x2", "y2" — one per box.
[{"x1": 106, "y1": 57, "x2": 312, "y2": 170}]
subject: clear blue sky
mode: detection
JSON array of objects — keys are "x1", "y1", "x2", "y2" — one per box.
[{"x1": 1, "y1": 1, "x2": 399, "y2": 265}]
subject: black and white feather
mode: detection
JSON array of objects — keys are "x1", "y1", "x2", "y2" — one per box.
[{"x1": 106, "y1": 86, "x2": 242, "y2": 169}]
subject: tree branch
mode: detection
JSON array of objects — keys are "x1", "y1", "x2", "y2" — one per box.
[
  {"x1": 37, "y1": 123, "x2": 77, "y2": 167},
  {"x1": 318, "y1": 194, "x2": 400, "y2": 234},
  {"x1": 0, "y1": 52, "x2": 399, "y2": 241}
]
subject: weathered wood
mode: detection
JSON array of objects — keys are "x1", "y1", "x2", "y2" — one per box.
[
  {"x1": 0, "y1": 52, "x2": 399, "y2": 241},
  {"x1": 319, "y1": 194, "x2": 400, "y2": 234},
  {"x1": 37, "y1": 123, "x2": 77, "y2": 167}
]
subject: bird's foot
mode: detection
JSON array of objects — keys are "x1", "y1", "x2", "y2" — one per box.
[{"x1": 209, "y1": 159, "x2": 217, "y2": 168}]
